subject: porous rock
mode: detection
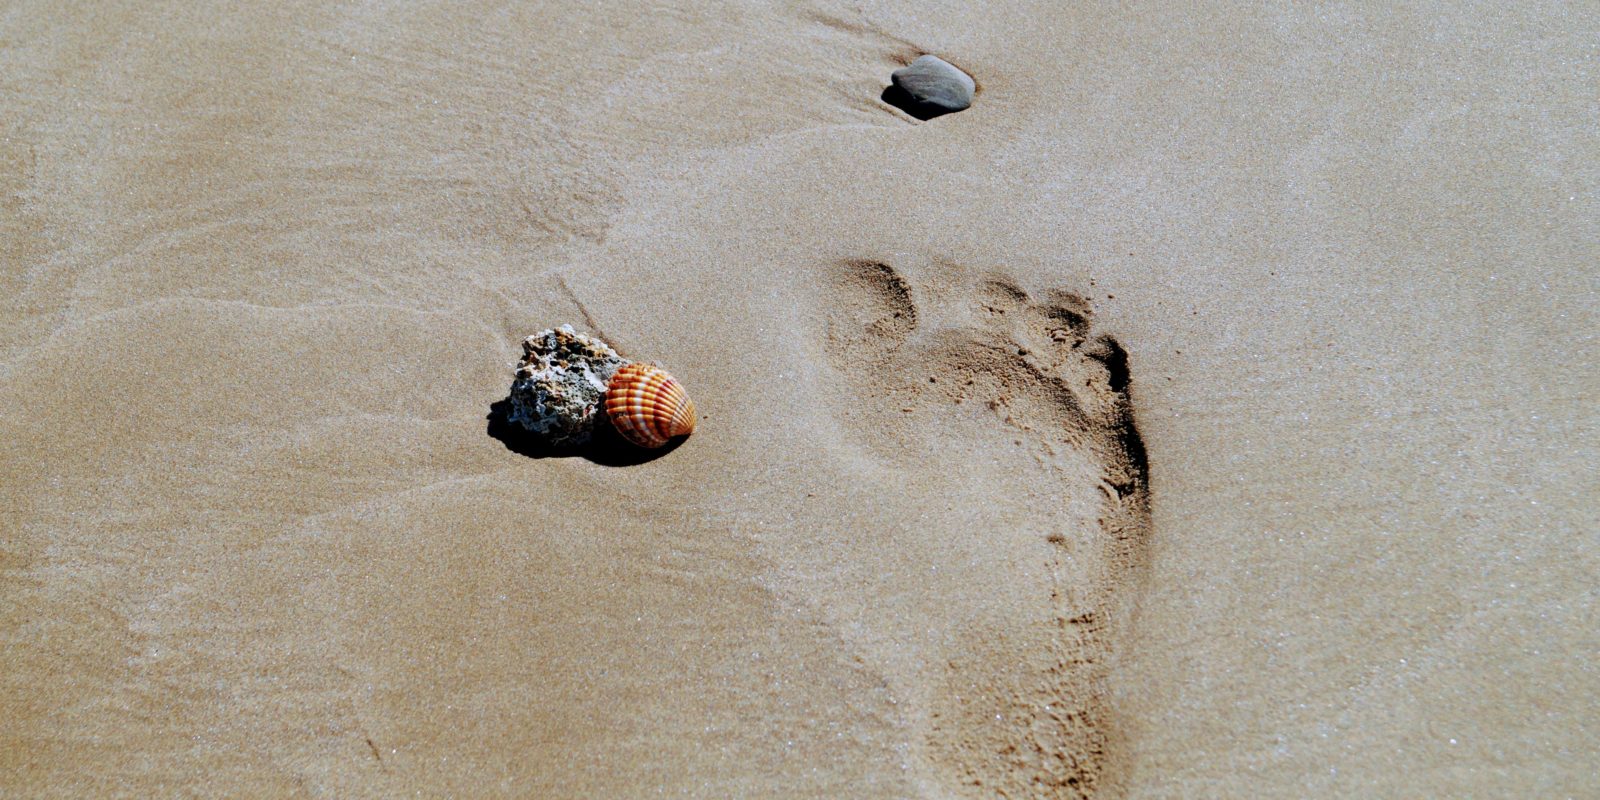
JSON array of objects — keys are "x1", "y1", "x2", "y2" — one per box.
[
  {"x1": 891, "y1": 55, "x2": 975, "y2": 114},
  {"x1": 506, "y1": 325, "x2": 629, "y2": 446}
]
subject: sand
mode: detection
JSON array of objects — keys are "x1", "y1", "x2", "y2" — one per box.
[{"x1": 2, "y1": 1, "x2": 1596, "y2": 796}]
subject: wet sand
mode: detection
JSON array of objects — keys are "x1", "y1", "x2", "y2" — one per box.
[{"x1": 2, "y1": 2, "x2": 1596, "y2": 796}]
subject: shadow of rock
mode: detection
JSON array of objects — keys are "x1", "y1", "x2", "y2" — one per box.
[
  {"x1": 486, "y1": 399, "x2": 683, "y2": 466},
  {"x1": 881, "y1": 84, "x2": 957, "y2": 121}
]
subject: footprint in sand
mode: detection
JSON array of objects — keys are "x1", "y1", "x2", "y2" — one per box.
[{"x1": 818, "y1": 258, "x2": 1150, "y2": 798}]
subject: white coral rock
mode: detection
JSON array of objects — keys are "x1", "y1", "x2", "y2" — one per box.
[{"x1": 506, "y1": 325, "x2": 630, "y2": 446}]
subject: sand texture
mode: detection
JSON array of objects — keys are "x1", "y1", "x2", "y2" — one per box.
[{"x1": 3, "y1": 1, "x2": 1596, "y2": 797}]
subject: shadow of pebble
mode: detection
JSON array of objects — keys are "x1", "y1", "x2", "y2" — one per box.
[
  {"x1": 486, "y1": 399, "x2": 684, "y2": 467},
  {"x1": 881, "y1": 84, "x2": 957, "y2": 121}
]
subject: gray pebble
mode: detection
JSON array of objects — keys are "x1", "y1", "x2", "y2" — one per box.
[{"x1": 891, "y1": 55, "x2": 975, "y2": 114}]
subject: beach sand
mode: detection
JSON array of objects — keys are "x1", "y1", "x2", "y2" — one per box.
[{"x1": 2, "y1": 1, "x2": 1595, "y2": 796}]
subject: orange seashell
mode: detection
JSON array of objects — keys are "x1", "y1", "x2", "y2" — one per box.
[{"x1": 604, "y1": 363, "x2": 697, "y2": 448}]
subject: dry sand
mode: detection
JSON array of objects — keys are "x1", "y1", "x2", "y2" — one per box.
[{"x1": 2, "y1": 1, "x2": 1596, "y2": 797}]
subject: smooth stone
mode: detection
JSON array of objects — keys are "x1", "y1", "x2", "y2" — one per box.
[{"x1": 890, "y1": 55, "x2": 975, "y2": 113}]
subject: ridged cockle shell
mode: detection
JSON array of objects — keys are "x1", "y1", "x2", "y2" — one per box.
[{"x1": 604, "y1": 363, "x2": 697, "y2": 448}]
